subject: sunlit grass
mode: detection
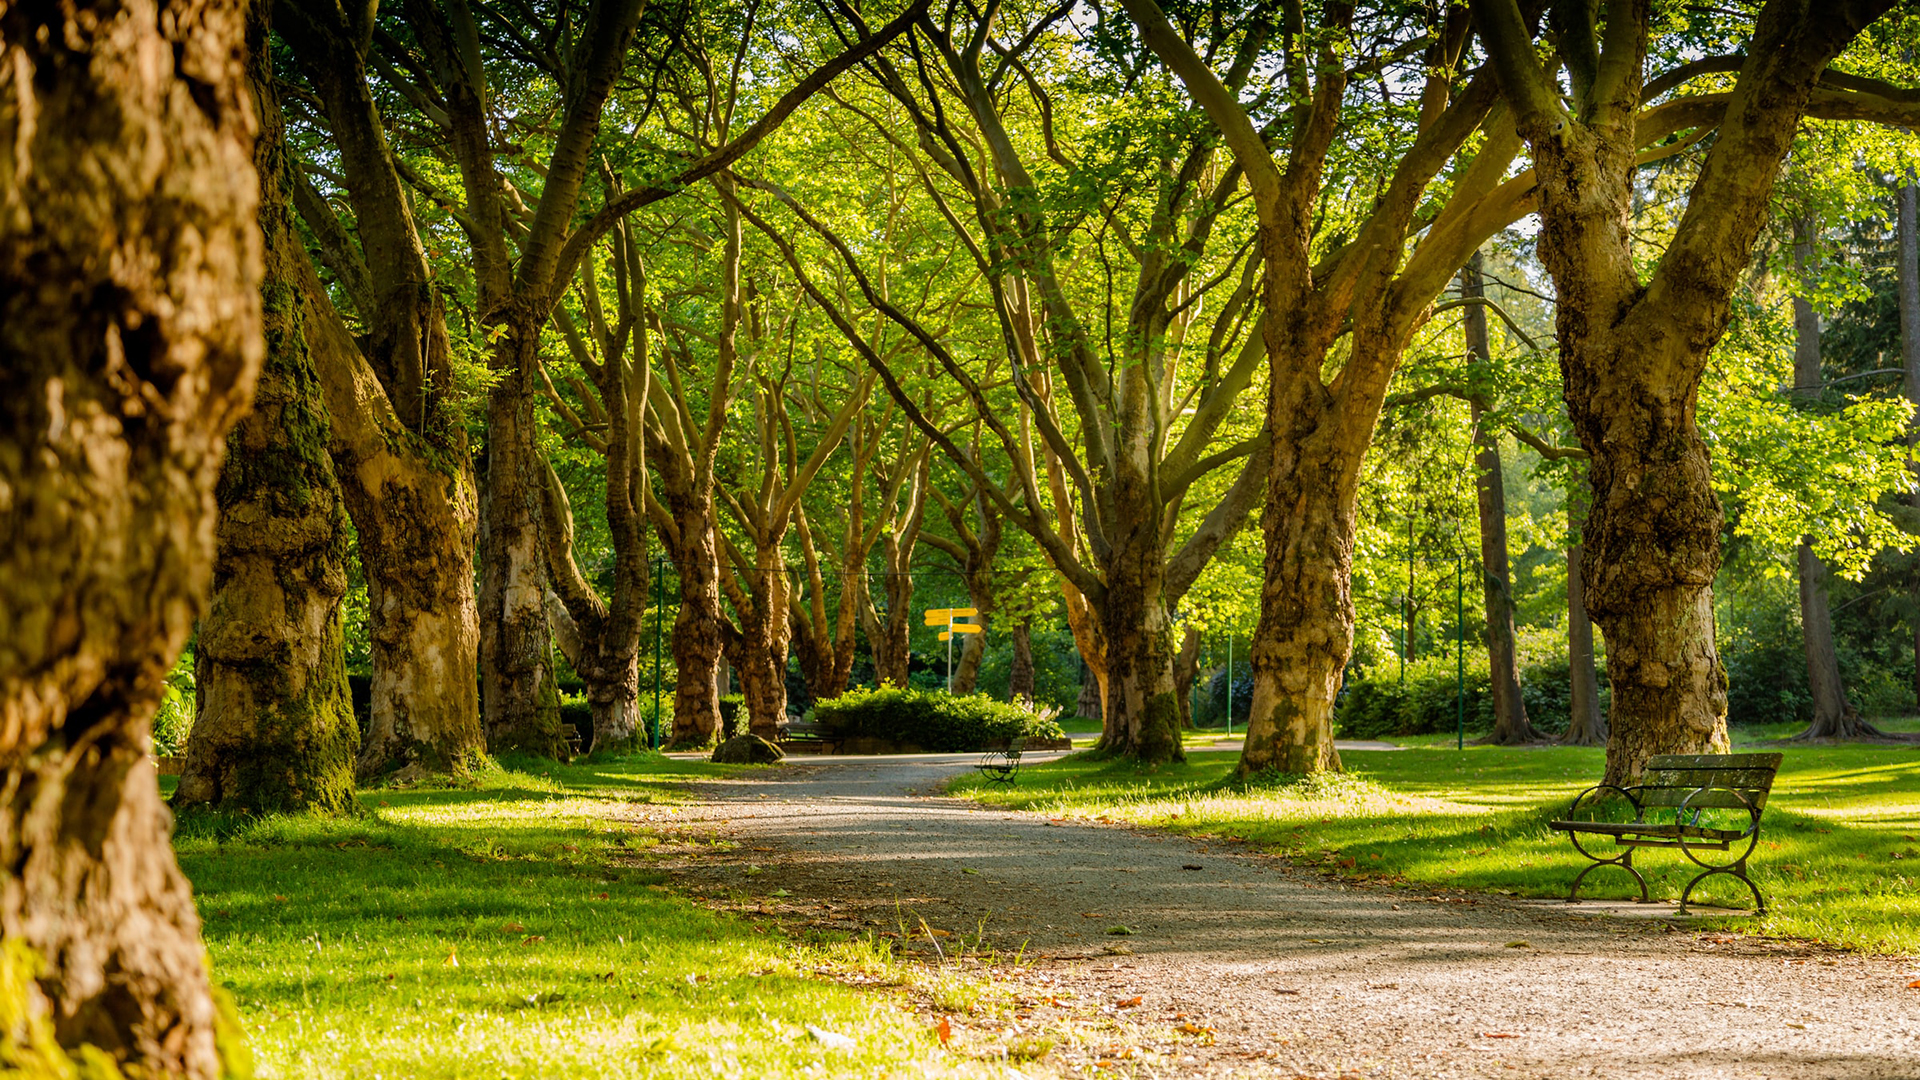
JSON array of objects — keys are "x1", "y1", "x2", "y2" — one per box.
[
  {"x1": 174, "y1": 755, "x2": 1007, "y2": 1079},
  {"x1": 950, "y1": 735, "x2": 1920, "y2": 955}
]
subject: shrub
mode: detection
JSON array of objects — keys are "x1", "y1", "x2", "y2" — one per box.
[
  {"x1": 811, "y1": 686, "x2": 1063, "y2": 751},
  {"x1": 1335, "y1": 654, "x2": 1493, "y2": 739}
]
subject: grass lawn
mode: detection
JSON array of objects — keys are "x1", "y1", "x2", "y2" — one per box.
[
  {"x1": 168, "y1": 755, "x2": 1003, "y2": 1080},
  {"x1": 950, "y1": 723, "x2": 1920, "y2": 956}
]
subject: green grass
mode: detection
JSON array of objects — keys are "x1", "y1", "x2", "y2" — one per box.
[
  {"x1": 950, "y1": 727, "x2": 1920, "y2": 955},
  {"x1": 172, "y1": 754, "x2": 1005, "y2": 1079}
]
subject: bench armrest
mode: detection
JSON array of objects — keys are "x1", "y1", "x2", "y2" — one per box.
[{"x1": 1566, "y1": 783, "x2": 1644, "y2": 822}]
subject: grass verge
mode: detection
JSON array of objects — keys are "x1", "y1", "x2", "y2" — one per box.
[
  {"x1": 949, "y1": 729, "x2": 1920, "y2": 955},
  {"x1": 171, "y1": 753, "x2": 1010, "y2": 1079}
]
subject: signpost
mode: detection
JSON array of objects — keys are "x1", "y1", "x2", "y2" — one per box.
[{"x1": 924, "y1": 607, "x2": 980, "y2": 692}]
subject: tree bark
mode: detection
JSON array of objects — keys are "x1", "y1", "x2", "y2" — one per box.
[
  {"x1": 178, "y1": 2, "x2": 359, "y2": 814},
  {"x1": 0, "y1": 0, "x2": 259, "y2": 1070},
  {"x1": 280, "y1": 0, "x2": 485, "y2": 779},
  {"x1": 480, "y1": 344, "x2": 566, "y2": 759},
  {"x1": 1010, "y1": 621, "x2": 1037, "y2": 705},
  {"x1": 665, "y1": 515, "x2": 725, "y2": 748},
  {"x1": 1173, "y1": 625, "x2": 1202, "y2": 727},
  {"x1": 861, "y1": 453, "x2": 930, "y2": 689},
  {"x1": 725, "y1": 543, "x2": 792, "y2": 739},
  {"x1": 1901, "y1": 182, "x2": 1920, "y2": 708},
  {"x1": 1462, "y1": 254, "x2": 1541, "y2": 744},
  {"x1": 1562, "y1": 479, "x2": 1608, "y2": 746}
]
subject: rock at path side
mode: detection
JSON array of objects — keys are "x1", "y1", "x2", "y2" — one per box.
[{"x1": 711, "y1": 734, "x2": 785, "y2": 765}]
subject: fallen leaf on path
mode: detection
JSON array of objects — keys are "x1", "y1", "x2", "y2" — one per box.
[
  {"x1": 499, "y1": 922, "x2": 527, "y2": 933},
  {"x1": 1107, "y1": 926, "x2": 1133, "y2": 936},
  {"x1": 1907, "y1": 980, "x2": 1920, "y2": 989},
  {"x1": 1182, "y1": 865, "x2": 1202, "y2": 871},
  {"x1": 1481, "y1": 1032, "x2": 1517, "y2": 1039},
  {"x1": 1505, "y1": 941, "x2": 1531, "y2": 948},
  {"x1": 442, "y1": 946, "x2": 459, "y2": 968},
  {"x1": 1081, "y1": 912, "x2": 1105, "y2": 918},
  {"x1": 936, "y1": 1016, "x2": 951, "y2": 1045},
  {"x1": 1116, "y1": 996, "x2": 1142, "y2": 1008},
  {"x1": 520, "y1": 935, "x2": 545, "y2": 945}
]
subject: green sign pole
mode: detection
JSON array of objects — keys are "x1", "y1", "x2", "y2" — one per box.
[{"x1": 652, "y1": 554, "x2": 663, "y2": 751}]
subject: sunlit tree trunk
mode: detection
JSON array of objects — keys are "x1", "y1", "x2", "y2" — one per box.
[
  {"x1": 1010, "y1": 621, "x2": 1037, "y2": 705},
  {"x1": 1462, "y1": 254, "x2": 1540, "y2": 744},
  {"x1": 0, "y1": 0, "x2": 259, "y2": 1069},
  {"x1": 179, "y1": 5, "x2": 358, "y2": 813}
]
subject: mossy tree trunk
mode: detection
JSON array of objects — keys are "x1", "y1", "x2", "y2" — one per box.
[
  {"x1": 178, "y1": 1, "x2": 359, "y2": 814},
  {"x1": 1562, "y1": 477, "x2": 1609, "y2": 746},
  {"x1": 280, "y1": 0, "x2": 486, "y2": 779},
  {"x1": 0, "y1": 0, "x2": 260, "y2": 1070}
]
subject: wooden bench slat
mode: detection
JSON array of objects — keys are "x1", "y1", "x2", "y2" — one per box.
[
  {"x1": 1636, "y1": 788, "x2": 1771, "y2": 810},
  {"x1": 1549, "y1": 820, "x2": 1749, "y2": 841},
  {"x1": 1645, "y1": 753, "x2": 1783, "y2": 770},
  {"x1": 1640, "y1": 767, "x2": 1778, "y2": 790}
]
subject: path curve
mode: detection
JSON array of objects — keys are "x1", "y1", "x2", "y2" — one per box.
[{"x1": 655, "y1": 754, "x2": 1919, "y2": 1079}]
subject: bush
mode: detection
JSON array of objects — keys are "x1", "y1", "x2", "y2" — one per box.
[
  {"x1": 1335, "y1": 654, "x2": 1493, "y2": 739},
  {"x1": 1193, "y1": 663, "x2": 1251, "y2": 728},
  {"x1": 811, "y1": 686, "x2": 1063, "y2": 751}
]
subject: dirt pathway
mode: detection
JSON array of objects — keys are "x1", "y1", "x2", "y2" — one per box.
[{"x1": 651, "y1": 754, "x2": 1920, "y2": 1079}]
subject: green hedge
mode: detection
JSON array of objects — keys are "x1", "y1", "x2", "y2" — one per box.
[{"x1": 811, "y1": 687, "x2": 1063, "y2": 752}]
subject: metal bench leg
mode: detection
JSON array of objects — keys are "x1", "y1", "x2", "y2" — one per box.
[
  {"x1": 1678, "y1": 860, "x2": 1765, "y2": 916},
  {"x1": 1568, "y1": 847, "x2": 1648, "y2": 904}
]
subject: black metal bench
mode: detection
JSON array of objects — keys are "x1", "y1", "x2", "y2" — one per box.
[
  {"x1": 1549, "y1": 752, "x2": 1782, "y2": 914},
  {"x1": 975, "y1": 738, "x2": 1025, "y2": 784},
  {"x1": 776, "y1": 719, "x2": 843, "y2": 755}
]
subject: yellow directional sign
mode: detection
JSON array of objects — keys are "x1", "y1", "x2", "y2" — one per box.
[
  {"x1": 923, "y1": 607, "x2": 979, "y2": 625},
  {"x1": 938, "y1": 631, "x2": 952, "y2": 641},
  {"x1": 947, "y1": 622, "x2": 981, "y2": 634}
]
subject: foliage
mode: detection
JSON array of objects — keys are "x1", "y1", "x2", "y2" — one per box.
[
  {"x1": 1336, "y1": 656, "x2": 1493, "y2": 741},
  {"x1": 952, "y1": 732, "x2": 1920, "y2": 956},
  {"x1": 812, "y1": 688, "x2": 1062, "y2": 752},
  {"x1": 151, "y1": 649, "x2": 196, "y2": 757}
]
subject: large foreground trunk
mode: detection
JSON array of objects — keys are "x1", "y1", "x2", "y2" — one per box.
[
  {"x1": 669, "y1": 551, "x2": 725, "y2": 747},
  {"x1": 180, "y1": 13, "x2": 358, "y2": 813},
  {"x1": 0, "y1": 0, "x2": 259, "y2": 1071},
  {"x1": 1098, "y1": 532, "x2": 1184, "y2": 762}
]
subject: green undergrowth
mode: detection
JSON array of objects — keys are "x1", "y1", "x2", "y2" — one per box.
[
  {"x1": 172, "y1": 754, "x2": 1007, "y2": 1079},
  {"x1": 949, "y1": 731, "x2": 1920, "y2": 955}
]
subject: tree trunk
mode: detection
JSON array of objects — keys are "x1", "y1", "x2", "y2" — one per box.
[
  {"x1": 548, "y1": 596, "x2": 642, "y2": 753},
  {"x1": 864, "y1": 563, "x2": 918, "y2": 688},
  {"x1": 1562, "y1": 481, "x2": 1608, "y2": 746},
  {"x1": 1099, "y1": 551, "x2": 1184, "y2": 762},
  {"x1": 1786, "y1": 223, "x2": 1868, "y2": 739},
  {"x1": 1239, "y1": 373, "x2": 1356, "y2": 777},
  {"x1": 1076, "y1": 675, "x2": 1104, "y2": 721},
  {"x1": 278, "y1": 0, "x2": 486, "y2": 781},
  {"x1": 668, "y1": 539, "x2": 725, "y2": 747},
  {"x1": 1901, "y1": 183, "x2": 1920, "y2": 710},
  {"x1": 0, "y1": 0, "x2": 259, "y2": 1069},
  {"x1": 479, "y1": 343, "x2": 565, "y2": 759},
  {"x1": 1010, "y1": 621, "x2": 1036, "y2": 705},
  {"x1": 729, "y1": 547, "x2": 792, "y2": 739},
  {"x1": 178, "y1": 12, "x2": 358, "y2": 814},
  {"x1": 1462, "y1": 255, "x2": 1540, "y2": 745}
]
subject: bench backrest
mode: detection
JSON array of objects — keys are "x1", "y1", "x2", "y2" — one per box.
[
  {"x1": 1636, "y1": 752, "x2": 1783, "y2": 811},
  {"x1": 1008, "y1": 737, "x2": 1026, "y2": 754}
]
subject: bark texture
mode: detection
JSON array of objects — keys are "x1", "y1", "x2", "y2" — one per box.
[
  {"x1": 280, "y1": 0, "x2": 485, "y2": 778},
  {"x1": 178, "y1": 0, "x2": 358, "y2": 814},
  {"x1": 0, "y1": 0, "x2": 260, "y2": 1071},
  {"x1": 1009, "y1": 621, "x2": 1036, "y2": 704}
]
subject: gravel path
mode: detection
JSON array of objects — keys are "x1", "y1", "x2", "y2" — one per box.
[{"x1": 652, "y1": 754, "x2": 1920, "y2": 1078}]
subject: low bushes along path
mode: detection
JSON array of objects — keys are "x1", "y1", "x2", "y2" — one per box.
[{"x1": 653, "y1": 753, "x2": 1919, "y2": 1079}]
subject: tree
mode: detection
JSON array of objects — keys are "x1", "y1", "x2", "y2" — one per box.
[
  {"x1": 280, "y1": 0, "x2": 488, "y2": 777},
  {"x1": 178, "y1": 0, "x2": 360, "y2": 813},
  {"x1": 1462, "y1": 253, "x2": 1543, "y2": 743},
  {"x1": 743, "y1": 7, "x2": 1272, "y2": 762},
  {"x1": 1474, "y1": 0, "x2": 1920, "y2": 781},
  {"x1": 0, "y1": 0, "x2": 259, "y2": 1070},
  {"x1": 1563, "y1": 475, "x2": 1609, "y2": 746}
]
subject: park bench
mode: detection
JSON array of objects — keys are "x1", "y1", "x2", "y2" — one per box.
[
  {"x1": 1548, "y1": 752, "x2": 1782, "y2": 914},
  {"x1": 975, "y1": 738, "x2": 1025, "y2": 784},
  {"x1": 777, "y1": 719, "x2": 844, "y2": 755}
]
